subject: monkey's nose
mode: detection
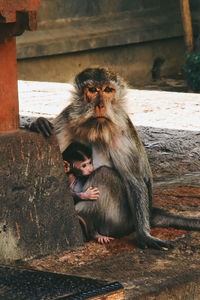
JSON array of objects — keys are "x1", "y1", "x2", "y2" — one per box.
[
  {"x1": 99, "y1": 103, "x2": 104, "y2": 108},
  {"x1": 95, "y1": 105, "x2": 106, "y2": 116}
]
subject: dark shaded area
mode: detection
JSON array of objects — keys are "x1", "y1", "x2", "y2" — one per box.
[
  {"x1": 134, "y1": 75, "x2": 188, "y2": 92},
  {"x1": 0, "y1": 266, "x2": 123, "y2": 300}
]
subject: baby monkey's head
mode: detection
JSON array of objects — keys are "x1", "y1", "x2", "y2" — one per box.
[{"x1": 62, "y1": 142, "x2": 93, "y2": 177}]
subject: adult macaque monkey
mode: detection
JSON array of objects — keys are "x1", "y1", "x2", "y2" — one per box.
[{"x1": 29, "y1": 68, "x2": 200, "y2": 249}]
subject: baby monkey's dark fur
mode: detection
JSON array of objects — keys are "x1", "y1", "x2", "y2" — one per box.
[{"x1": 29, "y1": 67, "x2": 200, "y2": 249}]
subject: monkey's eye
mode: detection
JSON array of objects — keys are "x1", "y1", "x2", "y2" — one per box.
[
  {"x1": 104, "y1": 86, "x2": 114, "y2": 93},
  {"x1": 88, "y1": 87, "x2": 98, "y2": 93},
  {"x1": 82, "y1": 163, "x2": 87, "y2": 168}
]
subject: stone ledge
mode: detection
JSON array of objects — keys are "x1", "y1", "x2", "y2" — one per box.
[
  {"x1": 18, "y1": 80, "x2": 200, "y2": 132},
  {"x1": 18, "y1": 80, "x2": 200, "y2": 187}
]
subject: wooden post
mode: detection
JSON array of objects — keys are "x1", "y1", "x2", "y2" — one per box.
[
  {"x1": 180, "y1": 0, "x2": 194, "y2": 53},
  {"x1": 0, "y1": 0, "x2": 41, "y2": 132},
  {"x1": 0, "y1": 37, "x2": 19, "y2": 131}
]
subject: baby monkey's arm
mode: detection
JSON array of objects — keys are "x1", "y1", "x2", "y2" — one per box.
[
  {"x1": 79, "y1": 187, "x2": 99, "y2": 200},
  {"x1": 74, "y1": 187, "x2": 99, "y2": 200}
]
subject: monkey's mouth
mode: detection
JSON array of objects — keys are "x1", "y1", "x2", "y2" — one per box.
[
  {"x1": 82, "y1": 116, "x2": 110, "y2": 127},
  {"x1": 93, "y1": 116, "x2": 109, "y2": 123}
]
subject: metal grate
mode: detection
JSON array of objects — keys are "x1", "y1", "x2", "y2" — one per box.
[{"x1": 0, "y1": 266, "x2": 123, "y2": 299}]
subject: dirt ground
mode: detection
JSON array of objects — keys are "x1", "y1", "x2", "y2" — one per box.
[{"x1": 16, "y1": 183, "x2": 199, "y2": 299}]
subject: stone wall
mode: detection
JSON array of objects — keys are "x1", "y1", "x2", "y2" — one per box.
[{"x1": 16, "y1": 0, "x2": 200, "y2": 85}]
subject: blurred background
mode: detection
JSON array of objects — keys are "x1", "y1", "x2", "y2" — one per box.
[{"x1": 16, "y1": 0, "x2": 200, "y2": 88}]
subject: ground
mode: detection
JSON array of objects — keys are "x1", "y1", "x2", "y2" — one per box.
[{"x1": 11, "y1": 76, "x2": 200, "y2": 299}]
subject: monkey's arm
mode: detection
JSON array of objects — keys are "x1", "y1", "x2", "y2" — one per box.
[
  {"x1": 129, "y1": 179, "x2": 172, "y2": 249},
  {"x1": 28, "y1": 105, "x2": 73, "y2": 153},
  {"x1": 72, "y1": 187, "x2": 99, "y2": 201},
  {"x1": 113, "y1": 117, "x2": 172, "y2": 249},
  {"x1": 71, "y1": 191, "x2": 86, "y2": 203},
  {"x1": 53, "y1": 106, "x2": 74, "y2": 153},
  {"x1": 28, "y1": 117, "x2": 54, "y2": 137}
]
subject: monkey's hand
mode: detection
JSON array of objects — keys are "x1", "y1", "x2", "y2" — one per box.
[
  {"x1": 28, "y1": 117, "x2": 54, "y2": 137},
  {"x1": 137, "y1": 233, "x2": 173, "y2": 250},
  {"x1": 82, "y1": 187, "x2": 99, "y2": 200},
  {"x1": 93, "y1": 232, "x2": 115, "y2": 244}
]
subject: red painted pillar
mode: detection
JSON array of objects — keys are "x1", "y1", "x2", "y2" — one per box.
[
  {"x1": 0, "y1": 1, "x2": 41, "y2": 133},
  {"x1": 0, "y1": 37, "x2": 19, "y2": 131}
]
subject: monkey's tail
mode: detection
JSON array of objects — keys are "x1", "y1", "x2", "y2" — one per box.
[
  {"x1": 78, "y1": 215, "x2": 89, "y2": 240},
  {"x1": 151, "y1": 207, "x2": 200, "y2": 230}
]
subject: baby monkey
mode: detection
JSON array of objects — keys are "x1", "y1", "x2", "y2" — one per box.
[
  {"x1": 62, "y1": 142, "x2": 114, "y2": 244},
  {"x1": 63, "y1": 142, "x2": 99, "y2": 202}
]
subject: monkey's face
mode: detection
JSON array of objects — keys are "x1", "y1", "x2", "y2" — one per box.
[
  {"x1": 73, "y1": 158, "x2": 93, "y2": 177},
  {"x1": 83, "y1": 84, "x2": 116, "y2": 124},
  {"x1": 70, "y1": 68, "x2": 127, "y2": 145}
]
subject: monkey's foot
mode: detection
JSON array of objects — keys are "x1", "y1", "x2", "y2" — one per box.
[
  {"x1": 137, "y1": 234, "x2": 173, "y2": 250},
  {"x1": 93, "y1": 232, "x2": 114, "y2": 244}
]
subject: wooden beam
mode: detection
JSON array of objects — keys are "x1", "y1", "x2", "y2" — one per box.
[
  {"x1": 180, "y1": 0, "x2": 193, "y2": 53},
  {"x1": 0, "y1": 38, "x2": 19, "y2": 131}
]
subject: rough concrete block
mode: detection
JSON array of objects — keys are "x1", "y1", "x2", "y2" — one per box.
[{"x1": 0, "y1": 129, "x2": 83, "y2": 263}]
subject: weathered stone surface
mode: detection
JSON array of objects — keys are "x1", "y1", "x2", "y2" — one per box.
[
  {"x1": 0, "y1": 129, "x2": 83, "y2": 263},
  {"x1": 138, "y1": 127, "x2": 200, "y2": 189}
]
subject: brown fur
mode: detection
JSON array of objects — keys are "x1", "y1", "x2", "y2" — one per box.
[{"x1": 30, "y1": 68, "x2": 200, "y2": 249}]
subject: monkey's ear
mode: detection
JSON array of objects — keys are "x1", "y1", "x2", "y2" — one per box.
[
  {"x1": 74, "y1": 68, "x2": 92, "y2": 92},
  {"x1": 63, "y1": 160, "x2": 71, "y2": 173},
  {"x1": 74, "y1": 72, "x2": 85, "y2": 92},
  {"x1": 74, "y1": 75, "x2": 80, "y2": 90}
]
